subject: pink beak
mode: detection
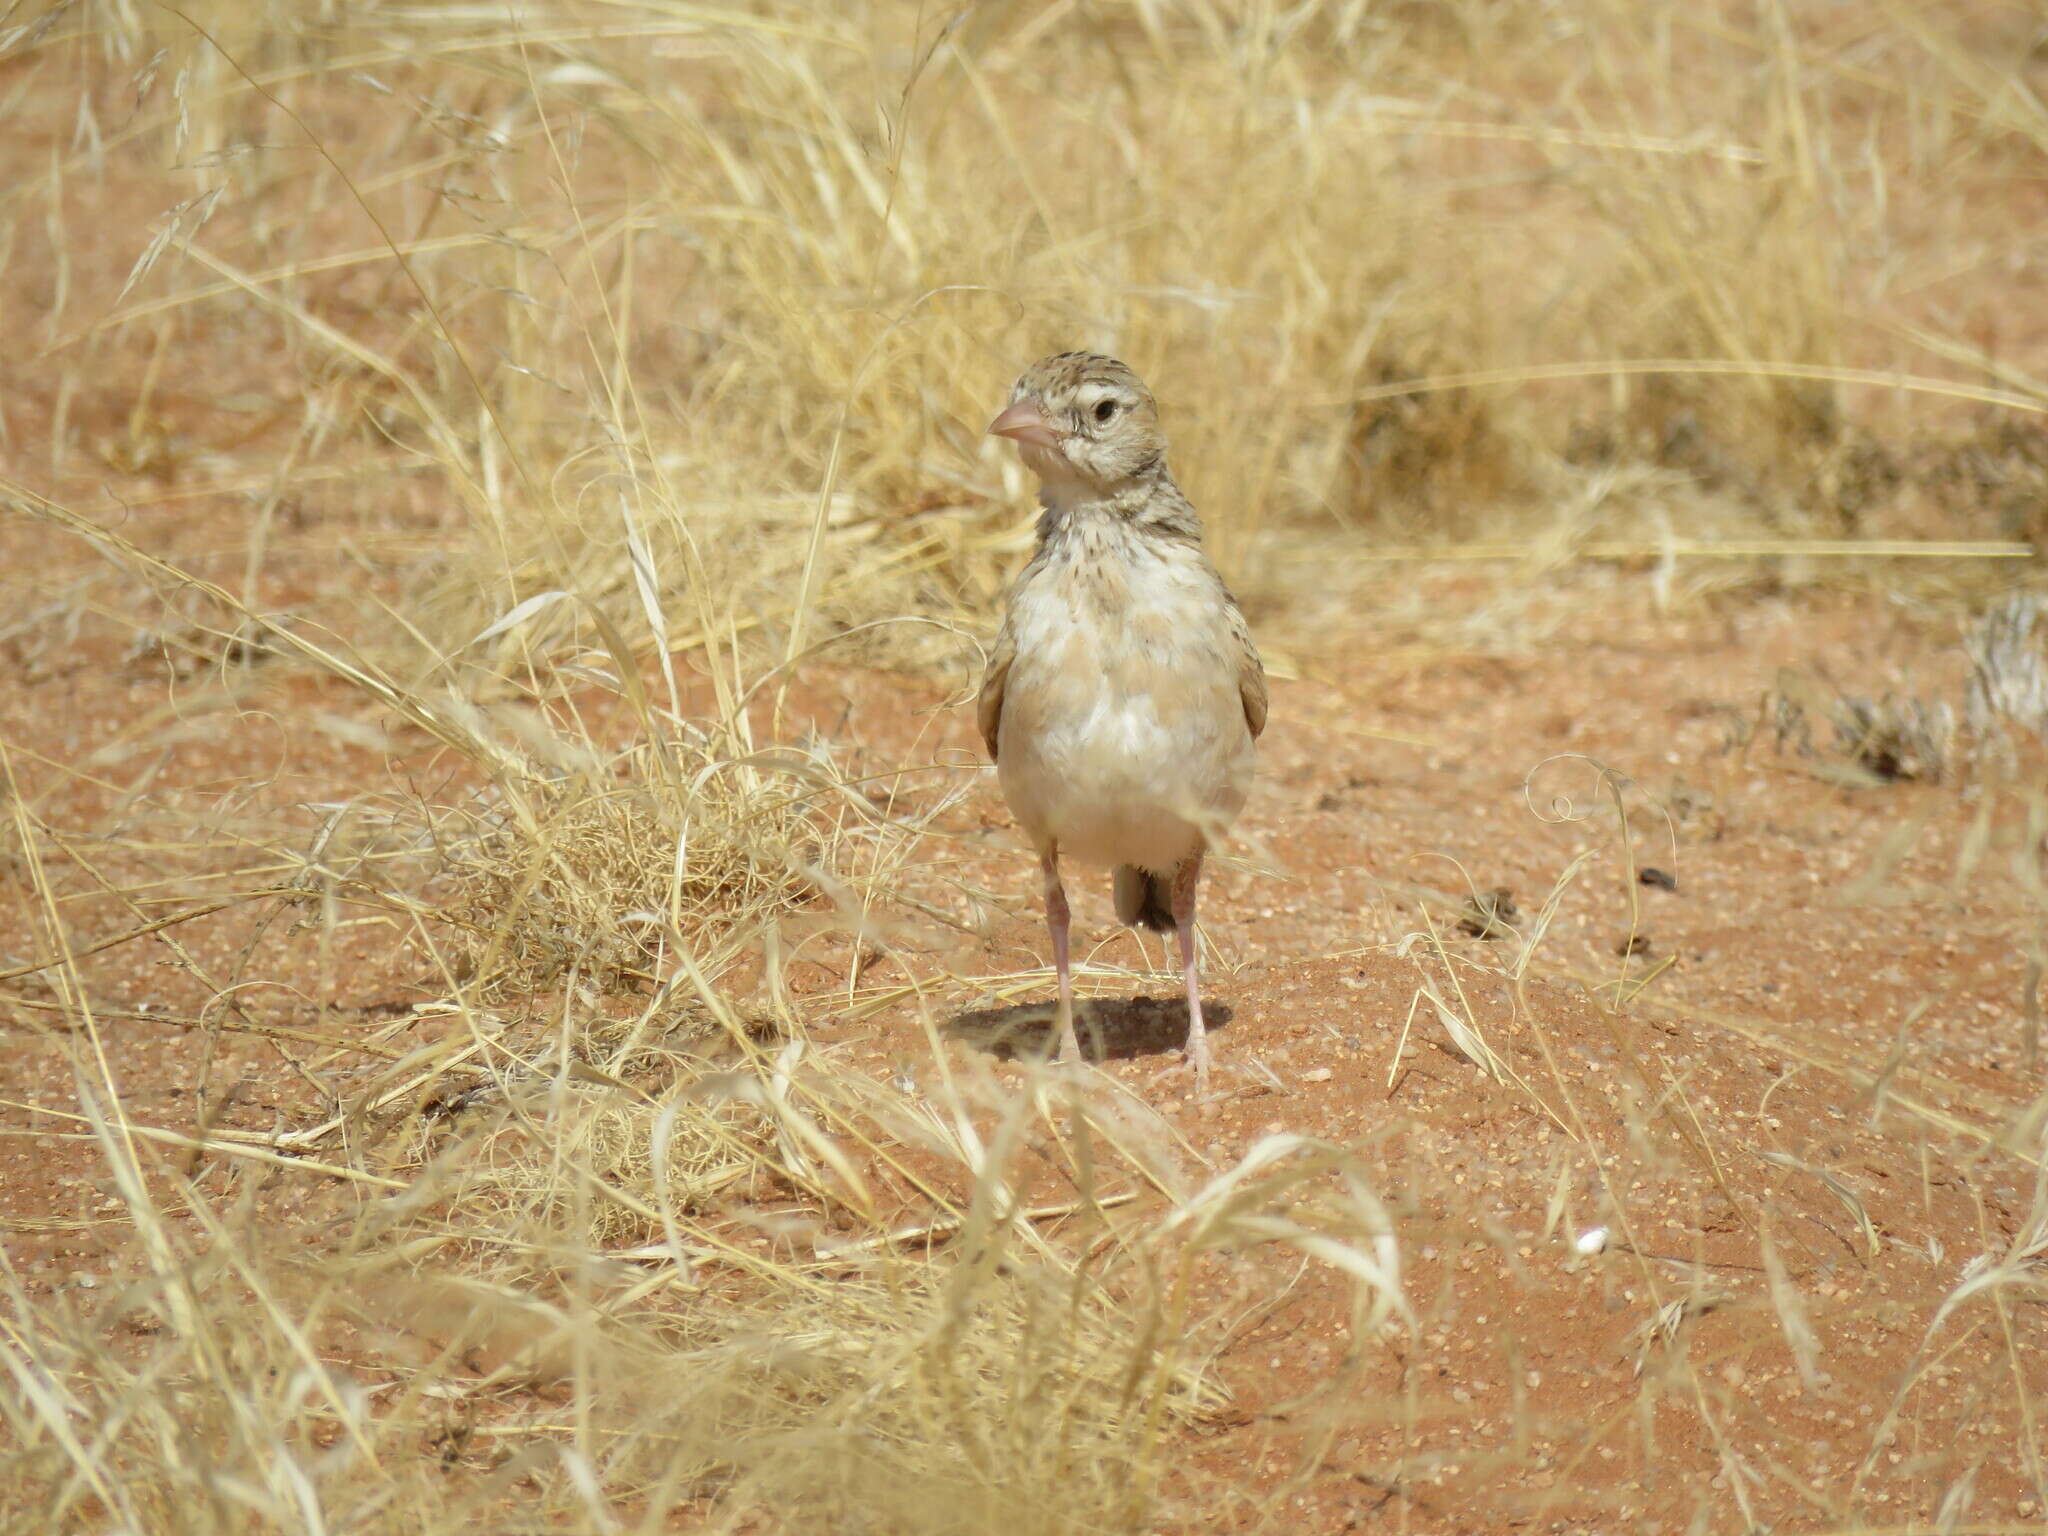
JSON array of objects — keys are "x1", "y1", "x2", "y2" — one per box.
[{"x1": 987, "y1": 399, "x2": 1064, "y2": 450}]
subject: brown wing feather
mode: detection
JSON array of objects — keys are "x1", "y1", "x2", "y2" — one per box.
[
  {"x1": 977, "y1": 626, "x2": 1014, "y2": 761},
  {"x1": 1230, "y1": 601, "x2": 1268, "y2": 739}
]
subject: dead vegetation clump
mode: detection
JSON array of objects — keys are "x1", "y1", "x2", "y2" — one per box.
[
  {"x1": 608, "y1": 1255, "x2": 1200, "y2": 1534},
  {"x1": 421, "y1": 1079, "x2": 752, "y2": 1250},
  {"x1": 1760, "y1": 595, "x2": 2048, "y2": 786},
  {"x1": 1769, "y1": 672, "x2": 1957, "y2": 785},
  {"x1": 1312, "y1": 358, "x2": 1524, "y2": 538},
  {"x1": 1966, "y1": 592, "x2": 2048, "y2": 750},
  {"x1": 281, "y1": 1045, "x2": 1339, "y2": 1531},
  {"x1": 435, "y1": 753, "x2": 824, "y2": 999},
  {"x1": 0, "y1": 1118, "x2": 1207, "y2": 1535},
  {"x1": 1930, "y1": 418, "x2": 2048, "y2": 546}
]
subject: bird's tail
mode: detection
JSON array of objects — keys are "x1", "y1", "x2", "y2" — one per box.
[{"x1": 1113, "y1": 865, "x2": 1176, "y2": 933}]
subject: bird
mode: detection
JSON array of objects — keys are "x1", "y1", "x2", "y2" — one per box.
[{"x1": 977, "y1": 351, "x2": 1266, "y2": 1098}]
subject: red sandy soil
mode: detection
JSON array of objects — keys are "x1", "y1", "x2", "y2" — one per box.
[
  {"x1": 6, "y1": 464, "x2": 2047, "y2": 1531},
  {"x1": 835, "y1": 583, "x2": 2048, "y2": 1531}
]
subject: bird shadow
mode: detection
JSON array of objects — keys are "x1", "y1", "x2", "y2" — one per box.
[{"x1": 943, "y1": 994, "x2": 1234, "y2": 1065}]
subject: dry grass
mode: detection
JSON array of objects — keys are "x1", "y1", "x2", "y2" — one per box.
[
  {"x1": 433, "y1": 743, "x2": 832, "y2": 999},
  {"x1": 4, "y1": 0, "x2": 2048, "y2": 1531},
  {"x1": 12, "y1": 0, "x2": 2046, "y2": 659}
]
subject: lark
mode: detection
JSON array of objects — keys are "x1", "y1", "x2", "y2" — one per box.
[{"x1": 978, "y1": 352, "x2": 1266, "y2": 1097}]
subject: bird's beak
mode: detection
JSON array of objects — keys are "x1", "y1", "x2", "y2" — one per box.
[{"x1": 987, "y1": 399, "x2": 1064, "y2": 450}]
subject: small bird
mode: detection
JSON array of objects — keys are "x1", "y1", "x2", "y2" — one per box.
[{"x1": 978, "y1": 352, "x2": 1266, "y2": 1096}]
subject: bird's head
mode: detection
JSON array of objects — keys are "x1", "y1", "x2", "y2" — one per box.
[{"x1": 987, "y1": 352, "x2": 1167, "y2": 494}]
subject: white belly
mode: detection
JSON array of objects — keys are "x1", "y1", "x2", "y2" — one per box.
[
  {"x1": 995, "y1": 597, "x2": 1254, "y2": 869},
  {"x1": 999, "y1": 691, "x2": 1220, "y2": 869},
  {"x1": 990, "y1": 510, "x2": 1259, "y2": 869}
]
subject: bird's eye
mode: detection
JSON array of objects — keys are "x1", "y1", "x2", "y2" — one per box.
[{"x1": 1093, "y1": 398, "x2": 1118, "y2": 423}]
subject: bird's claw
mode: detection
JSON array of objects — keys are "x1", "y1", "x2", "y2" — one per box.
[{"x1": 1146, "y1": 1049, "x2": 1215, "y2": 1104}]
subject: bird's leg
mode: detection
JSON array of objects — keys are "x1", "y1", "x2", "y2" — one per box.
[
  {"x1": 1041, "y1": 847, "x2": 1079, "y2": 1064},
  {"x1": 1171, "y1": 850, "x2": 1209, "y2": 1097}
]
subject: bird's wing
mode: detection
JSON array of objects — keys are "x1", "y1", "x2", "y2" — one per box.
[
  {"x1": 1230, "y1": 600, "x2": 1268, "y2": 740},
  {"x1": 976, "y1": 623, "x2": 1015, "y2": 762}
]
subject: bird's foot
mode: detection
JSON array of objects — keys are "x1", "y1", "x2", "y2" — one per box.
[{"x1": 1148, "y1": 1050, "x2": 1218, "y2": 1104}]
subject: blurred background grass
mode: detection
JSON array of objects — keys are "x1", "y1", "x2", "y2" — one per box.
[{"x1": 11, "y1": 0, "x2": 2046, "y2": 682}]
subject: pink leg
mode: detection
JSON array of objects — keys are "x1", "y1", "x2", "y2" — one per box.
[
  {"x1": 1171, "y1": 851, "x2": 1209, "y2": 1097},
  {"x1": 1041, "y1": 847, "x2": 1079, "y2": 1063}
]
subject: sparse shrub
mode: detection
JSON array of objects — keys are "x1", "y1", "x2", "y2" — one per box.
[{"x1": 437, "y1": 750, "x2": 824, "y2": 999}]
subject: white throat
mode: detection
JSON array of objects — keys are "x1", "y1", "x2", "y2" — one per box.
[{"x1": 1019, "y1": 450, "x2": 1107, "y2": 518}]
